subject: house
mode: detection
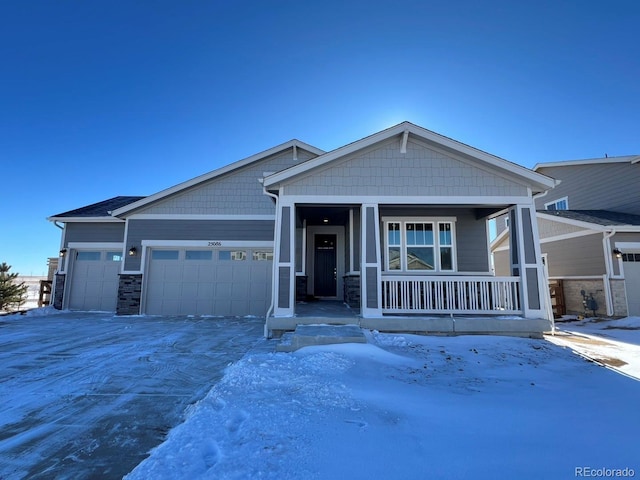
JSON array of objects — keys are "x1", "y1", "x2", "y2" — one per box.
[
  {"x1": 49, "y1": 122, "x2": 556, "y2": 337},
  {"x1": 492, "y1": 155, "x2": 640, "y2": 317}
]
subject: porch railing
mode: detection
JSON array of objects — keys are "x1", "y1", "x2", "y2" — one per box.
[{"x1": 381, "y1": 275, "x2": 521, "y2": 314}]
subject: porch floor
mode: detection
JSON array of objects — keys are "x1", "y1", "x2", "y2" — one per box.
[{"x1": 295, "y1": 300, "x2": 359, "y2": 319}]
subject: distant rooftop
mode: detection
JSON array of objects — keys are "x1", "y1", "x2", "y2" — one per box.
[
  {"x1": 50, "y1": 196, "x2": 146, "y2": 219},
  {"x1": 539, "y1": 210, "x2": 640, "y2": 227}
]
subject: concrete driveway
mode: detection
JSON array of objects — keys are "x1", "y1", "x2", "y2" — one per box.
[{"x1": 0, "y1": 311, "x2": 264, "y2": 479}]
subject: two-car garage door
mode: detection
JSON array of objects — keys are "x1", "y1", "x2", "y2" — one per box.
[{"x1": 145, "y1": 248, "x2": 273, "y2": 316}]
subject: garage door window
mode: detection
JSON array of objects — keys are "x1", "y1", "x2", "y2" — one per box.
[
  {"x1": 219, "y1": 250, "x2": 246, "y2": 261},
  {"x1": 152, "y1": 250, "x2": 179, "y2": 260},
  {"x1": 77, "y1": 251, "x2": 101, "y2": 261},
  {"x1": 622, "y1": 253, "x2": 640, "y2": 262},
  {"x1": 253, "y1": 251, "x2": 274, "y2": 261},
  {"x1": 185, "y1": 250, "x2": 213, "y2": 260},
  {"x1": 107, "y1": 252, "x2": 123, "y2": 261}
]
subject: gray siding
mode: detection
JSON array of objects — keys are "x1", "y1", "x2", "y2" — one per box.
[
  {"x1": 493, "y1": 248, "x2": 511, "y2": 276},
  {"x1": 366, "y1": 267, "x2": 378, "y2": 308},
  {"x1": 352, "y1": 208, "x2": 361, "y2": 272},
  {"x1": 124, "y1": 219, "x2": 274, "y2": 270},
  {"x1": 136, "y1": 148, "x2": 316, "y2": 215},
  {"x1": 64, "y1": 222, "x2": 125, "y2": 245},
  {"x1": 537, "y1": 216, "x2": 589, "y2": 239},
  {"x1": 526, "y1": 268, "x2": 540, "y2": 309},
  {"x1": 379, "y1": 207, "x2": 489, "y2": 272},
  {"x1": 278, "y1": 267, "x2": 290, "y2": 308},
  {"x1": 541, "y1": 234, "x2": 605, "y2": 277},
  {"x1": 535, "y1": 163, "x2": 640, "y2": 215},
  {"x1": 282, "y1": 138, "x2": 530, "y2": 197},
  {"x1": 279, "y1": 207, "x2": 291, "y2": 263}
]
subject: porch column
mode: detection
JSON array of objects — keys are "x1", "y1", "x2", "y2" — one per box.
[
  {"x1": 273, "y1": 200, "x2": 296, "y2": 316},
  {"x1": 361, "y1": 203, "x2": 383, "y2": 317},
  {"x1": 508, "y1": 204, "x2": 551, "y2": 320}
]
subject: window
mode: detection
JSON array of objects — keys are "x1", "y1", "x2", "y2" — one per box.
[
  {"x1": 152, "y1": 250, "x2": 179, "y2": 260},
  {"x1": 544, "y1": 197, "x2": 568, "y2": 211},
  {"x1": 185, "y1": 250, "x2": 212, "y2": 260},
  {"x1": 252, "y1": 250, "x2": 274, "y2": 261},
  {"x1": 77, "y1": 251, "x2": 101, "y2": 261},
  {"x1": 219, "y1": 250, "x2": 246, "y2": 261},
  {"x1": 385, "y1": 219, "x2": 456, "y2": 272},
  {"x1": 622, "y1": 253, "x2": 640, "y2": 262},
  {"x1": 106, "y1": 252, "x2": 122, "y2": 262}
]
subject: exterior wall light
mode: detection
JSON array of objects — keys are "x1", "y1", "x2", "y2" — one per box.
[
  {"x1": 59, "y1": 248, "x2": 67, "y2": 258},
  {"x1": 128, "y1": 247, "x2": 138, "y2": 256},
  {"x1": 323, "y1": 218, "x2": 329, "y2": 223},
  {"x1": 613, "y1": 248, "x2": 622, "y2": 258}
]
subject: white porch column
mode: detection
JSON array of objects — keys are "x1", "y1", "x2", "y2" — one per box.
[
  {"x1": 361, "y1": 203, "x2": 383, "y2": 317},
  {"x1": 508, "y1": 204, "x2": 551, "y2": 320},
  {"x1": 273, "y1": 199, "x2": 296, "y2": 317}
]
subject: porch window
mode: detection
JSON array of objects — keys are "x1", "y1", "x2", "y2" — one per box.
[{"x1": 384, "y1": 219, "x2": 456, "y2": 272}]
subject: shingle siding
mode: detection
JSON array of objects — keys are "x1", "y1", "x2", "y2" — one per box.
[
  {"x1": 283, "y1": 138, "x2": 529, "y2": 197},
  {"x1": 537, "y1": 216, "x2": 589, "y2": 239},
  {"x1": 535, "y1": 163, "x2": 640, "y2": 215},
  {"x1": 136, "y1": 149, "x2": 316, "y2": 215}
]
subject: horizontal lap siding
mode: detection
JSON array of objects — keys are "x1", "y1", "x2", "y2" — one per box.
[
  {"x1": 64, "y1": 223, "x2": 125, "y2": 245},
  {"x1": 542, "y1": 234, "x2": 605, "y2": 277},
  {"x1": 124, "y1": 219, "x2": 274, "y2": 271},
  {"x1": 535, "y1": 163, "x2": 640, "y2": 214}
]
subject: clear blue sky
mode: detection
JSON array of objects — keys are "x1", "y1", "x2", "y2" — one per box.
[{"x1": 1, "y1": 1, "x2": 638, "y2": 276}]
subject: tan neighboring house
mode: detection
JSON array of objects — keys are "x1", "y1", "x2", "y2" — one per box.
[{"x1": 492, "y1": 155, "x2": 640, "y2": 317}]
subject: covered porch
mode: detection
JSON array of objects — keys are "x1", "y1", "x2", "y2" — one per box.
[{"x1": 267, "y1": 201, "x2": 550, "y2": 336}]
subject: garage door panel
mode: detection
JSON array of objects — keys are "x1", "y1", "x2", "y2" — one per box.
[
  {"x1": 145, "y1": 247, "x2": 272, "y2": 316},
  {"x1": 623, "y1": 256, "x2": 640, "y2": 315},
  {"x1": 69, "y1": 250, "x2": 120, "y2": 311}
]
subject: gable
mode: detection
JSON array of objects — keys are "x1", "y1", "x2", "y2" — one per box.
[
  {"x1": 129, "y1": 147, "x2": 318, "y2": 216},
  {"x1": 280, "y1": 137, "x2": 530, "y2": 198},
  {"x1": 536, "y1": 215, "x2": 591, "y2": 239}
]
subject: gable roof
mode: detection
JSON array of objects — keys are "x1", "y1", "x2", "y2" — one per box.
[
  {"x1": 48, "y1": 196, "x2": 146, "y2": 222},
  {"x1": 263, "y1": 121, "x2": 557, "y2": 193},
  {"x1": 112, "y1": 139, "x2": 324, "y2": 217},
  {"x1": 533, "y1": 154, "x2": 640, "y2": 171},
  {"x1": 538, "y1": 210, "x2": 640, "y2": 229}
]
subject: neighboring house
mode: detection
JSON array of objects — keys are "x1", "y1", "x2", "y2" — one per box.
[
  {"x1": 492, "y1": 155, "x2": 640, "y2": 317},
  {"x1": 49, "y1": 122, "x2": 556, "y2": 337}
]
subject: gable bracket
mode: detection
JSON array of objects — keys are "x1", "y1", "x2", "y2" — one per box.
[{"x1": 400, "y1": 130, "x2": 409, "y2": 154}]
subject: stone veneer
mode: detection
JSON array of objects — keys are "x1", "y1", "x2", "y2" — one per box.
[
  {"x1": 343, "y1": 274, "x2": 360, "y2": 309},
  {"x1": 53, "y1": 274, "x2": 65, "y2": 309},
  {"x1": 609, "y1": 278, "x2": 628, "y2": 317},
  {"x1": 117, "y1": 274, "x2": 142, "y2": 315}
]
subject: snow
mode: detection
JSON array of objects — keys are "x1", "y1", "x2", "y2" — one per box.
[
  {"x1": 127, "y1": 329, "x2": 640, "y2": 480},
  {"x1": 548, "y1": 316, "x2": 640, "y2": 380}
]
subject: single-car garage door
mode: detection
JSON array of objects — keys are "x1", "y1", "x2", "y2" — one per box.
[
  {"x1": 145, "y1": 248, "x2": 273, "y2": 316},
  {"x1": 68, "y1": 250, "x2": 122, "y2": 311},
  {"x1": 623, "y1": 252, "x2": 640, "y2": 316}
]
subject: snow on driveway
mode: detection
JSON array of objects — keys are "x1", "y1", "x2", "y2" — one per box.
[
  {"x1": 548, "y1": 316, "x2": 640, "y2": 380},
  {"x1": 127, "y1": 331, "x2": 640, "y2": 480},
  {"x1": 0, "y1": 309, "x2": 264, "y2": 479}
]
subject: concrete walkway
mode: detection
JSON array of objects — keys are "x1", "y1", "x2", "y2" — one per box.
[{"x1": 0, "y1": 312, "x2": 264, "y2": 479}]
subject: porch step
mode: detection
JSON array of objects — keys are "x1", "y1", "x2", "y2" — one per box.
[{"x1": 276, "y1": 324, "x2": 367, "y2": 352}]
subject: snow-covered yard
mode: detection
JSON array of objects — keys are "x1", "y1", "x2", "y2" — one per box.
[
  {"x1": 128, "y1": 326, "x2": 640, "y2": 480},
  {"x1": 2, "y1": 310, "x2": 639, "y2": 479}
]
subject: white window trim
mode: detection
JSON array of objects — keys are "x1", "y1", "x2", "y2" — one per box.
[
  {"x1": 544, "y1": 196, "x2": 569, "y2": 211},
  {"x1": 382, "y1": 217, "x2": 457, "y2": 273}
]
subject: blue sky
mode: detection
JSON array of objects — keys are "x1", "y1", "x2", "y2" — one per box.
[{"x1": 1, "y1": 1, "x2": 638, "y2": 276}]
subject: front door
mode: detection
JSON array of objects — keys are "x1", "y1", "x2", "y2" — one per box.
[{"x1": 314, "y1": 234, "x2": 337, "y2": 296}]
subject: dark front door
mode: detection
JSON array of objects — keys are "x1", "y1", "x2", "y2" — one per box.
[{"x1": 314, "y1": 234, "x2": 337, "y2": 296}]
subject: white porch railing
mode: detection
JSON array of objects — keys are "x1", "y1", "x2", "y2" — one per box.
[{"x1": 381, "y1": 275, "x2": 521, "y2": 314}]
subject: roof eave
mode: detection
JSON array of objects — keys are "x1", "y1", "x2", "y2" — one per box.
[{"x1": 47, "y1": 216, "x2": 123, "y2": 223}]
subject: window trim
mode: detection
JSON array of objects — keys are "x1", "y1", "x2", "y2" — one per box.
[
  {"x1": 544, "y1": 196, "x2": 569, "y2": 211},
  {"x1": 382, "y1": 217, "x2": 457, "y2": 273}
]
